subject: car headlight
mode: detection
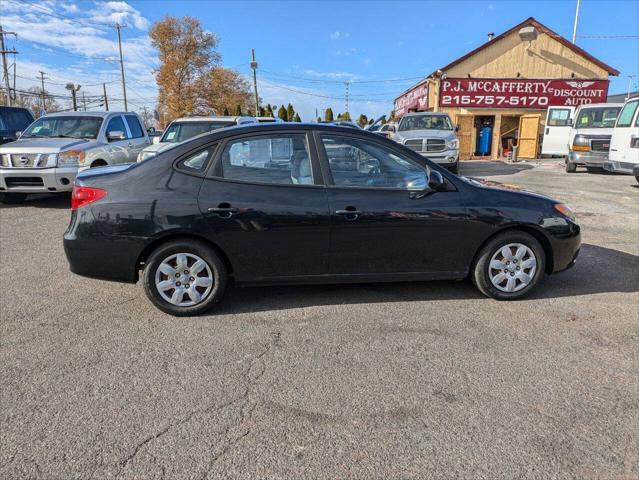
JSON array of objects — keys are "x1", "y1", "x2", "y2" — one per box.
[
  {"x1": 0, "y1": 154, "x2": 9, "y2": 167},
  {"x1": 446, "y1": 138, "x2": 459, "y2": 150},
  {"x1": 554, "y1": 203, "x2": 575, "y2": 221},
  {"x1": 137, "y1": 151, "x2": 156, "y2": 162},
  {"x1": 572, "y1": 135, "x2": 590, "y2": 151},
  {"x1": 58, "y1": 150, "x2": 85, "y2": 166}
]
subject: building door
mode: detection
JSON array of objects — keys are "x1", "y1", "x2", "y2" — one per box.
[
  {"x1": 456, "y1": 114, "x2": 474, "y2": 160},
  {"x1": 518, "y1": 114, "x2": 541, "y2": 159}
]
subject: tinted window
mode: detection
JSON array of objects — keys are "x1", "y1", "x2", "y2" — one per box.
[
  {"x1": 219, "y1": 134, "x2": 313, "y2": 185},
  {"x1": 21, "y1": 116, "x2": 102, "y2": 139},
  {"x1": 547, "y1": 108, "x2": 571, "y2": 126},
  {"x1": 321, "y1": 134, "x2": 427, "y2": 189},
  {"x1": 106, "y1": 116, "x2": 128, "y2": 138},
  {"x1": 177, "y1": 147, "x2": 213, "y2": 173},
  {"x1": 616, "y1": 101, "x2": 639, "y2": 127},
  {"x1": 125, "y1": 115, "x2": 144, "y2": 138},
  {"x1": 398, "y1": 115, "x2": 452, "y2": 131},
  {"x1": 162, "y1": 121, "x2": 235, "y2": 143}
]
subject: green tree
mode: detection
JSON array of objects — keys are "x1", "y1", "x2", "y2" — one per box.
[
  {"x1": 265, "y1": 104, "x2": 274, "y2": 117},
  {"x1": 277, "y1": 105, "x2": 287, "y2": 121},
  {"x1": 324, "y1": 108, "x2": 334, "y2": 122},
  {"x1": 223, "y1": 107, "x2": 230, "y2": 115},
  {"x1": 235, "y1": 104, "x2": 242, "y2": 116},
  {"x1": 286, "y1": 103, "x2": 295, "y2": 122},
  {"x1": 258, "y1": 106, "x2": 266, "y2": 116},
  {"x1": 341, "y1": 111, "x2": 351, "y2": 121},
  {"x1": 293, "y1": 112, "x2": 301, "y2": 122},
  {"x1": 357, "y1": 114, "x2": 368, "y2": 127},
  {"x1": 316, "y1": 116, "x2": 322, "y2": 123},
  {"x1": 388, "y1": 110, "x2": 396, "y2": 122}
]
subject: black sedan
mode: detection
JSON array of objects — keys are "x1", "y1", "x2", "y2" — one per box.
[{"x1": 64, "y1": 123, "x2": 580, "y2": 316}]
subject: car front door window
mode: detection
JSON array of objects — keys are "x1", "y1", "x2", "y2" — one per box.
[
  {"x1": 320, "y1": 134, "x2": 427, "y2": 190},
  {"x1": 106, "y1": 116, "x2": 128, "y2": 140}
]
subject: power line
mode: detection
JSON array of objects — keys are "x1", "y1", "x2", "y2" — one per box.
[{"x1": 10, "y1": 0, "x2": 111, "y2": 29}]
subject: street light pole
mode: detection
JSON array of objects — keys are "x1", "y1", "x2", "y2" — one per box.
[{"x1": 572, "y1": 0, "x2": 581, "y2": 44}]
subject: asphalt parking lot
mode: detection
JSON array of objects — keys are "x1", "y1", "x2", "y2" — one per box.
[{"x1": 1, "y1": 160, "x2": 638, "y2": 480}]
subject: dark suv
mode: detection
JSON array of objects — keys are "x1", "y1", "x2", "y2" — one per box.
[
  {"x1": 64, "y1": 123, "x2": 580, "y2": 316},
  {"x1": 0, "y1": 106, "x2": 35, "y2": 145}
]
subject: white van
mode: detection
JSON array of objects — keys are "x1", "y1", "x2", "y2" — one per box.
[
  {"x1": 603, "y1": 98, "x2": 639, "y2": 183},
  {"x1": 564, "y1": 103, "x2": 623, "y2": 173},
  {"x1": 541, "y1": 106, "x2": 576, "y2": 157}
]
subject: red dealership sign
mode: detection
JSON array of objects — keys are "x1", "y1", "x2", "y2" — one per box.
[
  {"x1": 439, "y1": 78, "x2": 609, "y2": 108},
  {"x1": 394, "y1": 81, "x2": 428, "y2": 117}
]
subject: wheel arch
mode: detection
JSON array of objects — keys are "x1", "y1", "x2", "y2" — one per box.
[
  {"x1": 471, "y1": 224, "x2": 554, "y2": 274},
  {"x1": 90, "y1": 158, "x2": 108, "y2": 167},
  {"x1": 135, "y1": 233, "x2": 234, "y2": 281}
]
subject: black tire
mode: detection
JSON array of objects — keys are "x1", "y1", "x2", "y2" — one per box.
[
  {"x1": 472, "y1": 231, "x2": 546, "y2": 300},
  {"x1": 565, "y1": 161, "x2": 577, "y2": 173},
  {"x1": 142, "y1": 239, "x2": 227, "y2": 316},
  {"x1": 585, "y1": 166, "x2": 601, "y2": 173},
  {"x1": 635, "y1": 176, "x2": 639, "y2": 184},
  {"x1": 0, "y1": 192, "x2": 27, "y2": 204},
  {"x1": 448, "y1": 163, "x2": 459, "y2": 174}
]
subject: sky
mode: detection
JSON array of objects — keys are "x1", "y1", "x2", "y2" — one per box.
[{"x1": 2, "y1": 0, "x2": 638, "y2": 121}]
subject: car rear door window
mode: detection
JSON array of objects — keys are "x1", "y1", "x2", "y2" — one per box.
[
  {"x1": 124, "y1": 115, "x2": 144, "y2": 138},
  {"x1": 176, "y1": 147, "x2": 214, "y2": 173},
  {"x1": 320, "y1": 134, "x2": 427, "y2": 189},
  {"x1": 217, "y1": 134, "x2": 313, "y2": 185}
]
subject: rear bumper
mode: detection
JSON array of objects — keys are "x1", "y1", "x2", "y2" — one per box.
[
  {"x1": 603, "y1": 160, "x2": 639, "y2": 175},
  {"x1": 63, "y1": 209, "x2": 142, "y2": 283},
  {"x1": 0, "y1": 166, "x2": 77, "y2": 193},
  {"x1": 568, "y1": 151, "x2": 607, "y2": 167}
]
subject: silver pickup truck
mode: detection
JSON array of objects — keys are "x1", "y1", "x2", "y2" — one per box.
[
  {"x1": 393, "y1": 112, "x2": 460, "y2": 173},
  {"x1": 0, "y1": 111, "x2": 148, "y2": 204}
]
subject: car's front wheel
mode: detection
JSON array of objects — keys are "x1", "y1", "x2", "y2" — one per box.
[
  {"x1": 565, "y1": 161, "x2": 577, "y2": 173},
  {"x1": 0, "y1": 192, "x2": 27, "y2": 204},
  {"x1": 142, "y1": 239, "x2": 227, "y2": 316},
  {"x1": 472, "y1": 231, "x2": 546, "y2": 300}
]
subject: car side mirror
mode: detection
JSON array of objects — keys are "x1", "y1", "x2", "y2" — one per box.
[
  {"x1": 107, "y1": 130, "x2": 125, "y2": 141},
  {"x1": 455, "y1": 125, "x2": 460, "y2": 132},
  {"x1": 428, "y1": 170, "x2": 445, "y2": 190},
  {"x1": 152, "y1": 136, "x2": 160, "y2": 144},
  {"x1": 15, "y1": 131, "x2": 22, "y2": 138},
  {"x1": 389, "y1": 125, "x2": 397, "y2": 133}
]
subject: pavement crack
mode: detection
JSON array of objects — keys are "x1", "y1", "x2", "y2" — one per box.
[{"x1": 199, "y1": 331, "x2": 280, "y2": 480}]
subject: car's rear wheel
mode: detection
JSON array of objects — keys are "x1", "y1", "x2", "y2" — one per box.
[
  {"x1": 0, "y1": 192, "x2": 27, "y2": 204},
  {"x1": 565, "y1": 161, "x2": 577, "y2": 173},
  {"x1": 472, "y1": 231, "x2": 546, "y2": 300},
  {"x1": 142, "y1": 239, "x2": 227, "y2": 316}
]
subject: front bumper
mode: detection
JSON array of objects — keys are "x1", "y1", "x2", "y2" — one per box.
[
  {"x1": 568, "y1": 150, "x2": 608, "y2": 167},
  {"x1": 0, "y1": 166, "x2": 78, "y2": 193},
  {"x1": 417, "y1": 149, "x2": 459, "y2": 167},
  {"x1": 542, "y1": 217, "x2": 581, "y2": 274},
  {"x1": 603, "y1": 160, "x2": 639, "y2": 175}
]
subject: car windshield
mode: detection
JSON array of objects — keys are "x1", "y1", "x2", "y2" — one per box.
[
  {"x1": 398, "y1": 115, "x2": 452, "y2": 131},
  {"x1": 161, "y1": 121, "x2": 235, "y2": 143},
  {"x1": 21, "y1": 116, "x2": 103, "y2": 139},
  {"x1": 575, "y1": 107, "x2": 621, "y2": 129}
]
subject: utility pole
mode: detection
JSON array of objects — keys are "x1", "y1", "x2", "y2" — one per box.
[
  {"x1": 115, "y1": 23, "x2": 128, "y2": 111},
  {"x1": 37, "y1": 71, "x2": 48, "y2": 113},
  {"x1": 0, "y1": 25, "x2": 18, "y2": 106},
  {"x1": 344, "y1": 81, "x2": 351, "y2": 117},
  {"x1": 103, "y1": 83, "x2": 109, "y2": 111},
  {"x1": 66, "y1": 83, "x2": 80, "y2": 111},
  {"x1": 572, "y1": 0, "x2": 581, "y2": 44},
  {"x1": 250, "y1": 49, "x2": 259, "y2": 116}
]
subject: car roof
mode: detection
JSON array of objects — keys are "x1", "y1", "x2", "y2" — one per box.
[
  {"x1": 41, "y1": 111, "x2": 128, "y2": 118},
  {"x1": 172, "y1": 116, "x2": 252, "y2": 123},
  {"x1": 402, "y1": 111, "x2": 450, "y2": 117}
]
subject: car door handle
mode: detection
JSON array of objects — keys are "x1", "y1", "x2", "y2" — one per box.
[
  {"x1": 208, "y1": 205, "x2": 238, "y2": 218},
  {"x1": 127, "y1": 142, "x2": 134, "y2": 148},
  {"x1": 336, "y1": 207, "x2": 362, "y2": 220}
]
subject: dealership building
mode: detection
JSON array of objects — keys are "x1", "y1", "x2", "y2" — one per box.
[{"x1": 394, "y1": 17, "x2": 619, "y2": 160}]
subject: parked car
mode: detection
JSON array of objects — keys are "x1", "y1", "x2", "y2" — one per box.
[
  {"x1": 0, "y1": 111, "x2": 148, "y2": 204},
  {"x1": 137, "y1": 116, "x2": 257, "y2": 162},
  {"x1": 320, "y1": 121, "x2": 361, "y2": 129},
  {"x1": 256, "y1": 116, "x2": 284, "y2": 123},
  {"x1": 64, "y1": 123, "x2": 580, "y2": 316},
  {"x1": 603, "y1": 97, "x2": 639, "y2": 183},
  {"x1": 365, "y1": 117, "x2": 397, "y2": 140},
  {"x1": 393, "y1": 112, "x2": 460, "y2": 173},
  {"x1": 0, "y1": 106, "x2": 35, "y2": 145},
  {"x1": 565, "y1": 103, "x2": 623, "y2": 173},
  {"x1": 541, "y1": 106, "x2": 576, "y2": 157}
]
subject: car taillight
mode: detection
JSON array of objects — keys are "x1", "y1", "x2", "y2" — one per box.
[
  {"x1": 71, "y1": 185, "x2": 107, "y2": 210},
  {"x1": 631, "y1": 137, "x2": 639, "y2": 148}
]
